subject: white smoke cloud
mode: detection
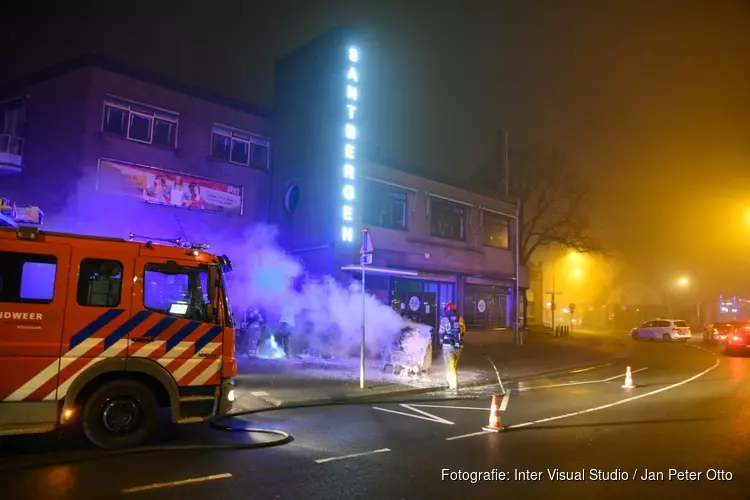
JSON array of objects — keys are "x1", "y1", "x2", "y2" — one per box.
[{"x1": 45, "y1": 171, "x2": 409, "y2": 360}]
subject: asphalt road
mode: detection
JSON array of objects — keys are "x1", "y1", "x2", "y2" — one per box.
[{"x1": 2, "y1": 336, "x2": 749, "y2": 499}]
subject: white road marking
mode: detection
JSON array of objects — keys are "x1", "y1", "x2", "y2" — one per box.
[
  {"x1": 122, "y1": 473, "x2": 233, "y2": 493},
  {"x1": 251, "y1": 391, "x2": 270, "y2": 397},
  {"x1": 406, "y1": 404, "x2": 490, "y2": 411},
  {"x1": 445, "y1": 351, "x2": 719, "y2": 441},
  {"x1": 446, "y1": 431, "x2": 490, "y2": 441},
  {"x1": 499, "y1": 392, "x2": 510, "y2": 411},
  {"x1": 516, "y1": 367, "x2": 649, "y2": 391},
  {"x1": 372, "y1": 404, "x2": 455, "y2": 425},
  {"x1": 315, "y1": 448, "x2": 391, "y2": 464}
]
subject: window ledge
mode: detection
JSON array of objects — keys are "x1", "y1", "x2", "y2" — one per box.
[
  {"x1": 406, "y1": 236, "x2": 484, "y2": 254},
  {"x1": 365, "y1": 224, "x2": 408, "y2": 232},
  {"x1": 100, "y1": 131, "x2": 177, "y2": 151},
  {"x1": 206, "y1": 155, "x2": 269, "y2": 172}
]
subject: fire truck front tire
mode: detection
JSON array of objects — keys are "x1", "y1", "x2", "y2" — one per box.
[{"x1": 82, "y1": 379, "x2": 159, "y2": 450}]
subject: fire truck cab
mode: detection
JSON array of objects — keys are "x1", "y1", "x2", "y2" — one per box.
[{"x1": 0, "y1": 204, "x2": 237, "y2": 449}]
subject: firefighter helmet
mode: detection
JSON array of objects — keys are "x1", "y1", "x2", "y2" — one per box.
[{"x1": 444, "y1": 302, "x2": 457, "y2": 313}]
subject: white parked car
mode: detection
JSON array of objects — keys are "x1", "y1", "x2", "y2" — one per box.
[{"x1": 630, "y1": 319, "x2": 691, "y2": 341}]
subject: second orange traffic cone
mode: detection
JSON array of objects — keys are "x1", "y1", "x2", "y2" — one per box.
[
  {"x1": 482, "y1": 394, "x2": 503, "y2": 432},
  {"x1": 622, "y1": 366, "x2": 635, "y2": 389}
]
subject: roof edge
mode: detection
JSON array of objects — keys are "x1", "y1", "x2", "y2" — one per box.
[{"x1": 0, "y1": 53, "x2": 273, "y2": 119}]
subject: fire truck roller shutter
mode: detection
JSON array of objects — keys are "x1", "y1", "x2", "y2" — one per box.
[{"x1": 61, "y1": 357, "x2": 181, "y2": 424}]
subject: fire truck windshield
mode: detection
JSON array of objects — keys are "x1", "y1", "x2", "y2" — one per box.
[{"x1": 143, "y1": 263, "x2": 211, "y2": 322}]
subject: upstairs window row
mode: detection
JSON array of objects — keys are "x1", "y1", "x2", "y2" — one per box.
[
  {"x1": 362, "y1": 179, "x2": 511, "y2": 248},
  {"x1": 101, "y1": 96, "x2": 269, "y2": 170}
]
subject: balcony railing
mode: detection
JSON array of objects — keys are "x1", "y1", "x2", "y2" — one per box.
[{"x1": 0, "y1": 134, "x2": 24, "y2": 157}]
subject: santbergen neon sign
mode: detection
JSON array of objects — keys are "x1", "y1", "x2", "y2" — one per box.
[{"x1": 341, "y1": 46, "x2": 359, "y2": 243}]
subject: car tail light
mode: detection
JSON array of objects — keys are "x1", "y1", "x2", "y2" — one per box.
[{"x1": 730, "y1": 335, "x2": 742, "y2": 343}]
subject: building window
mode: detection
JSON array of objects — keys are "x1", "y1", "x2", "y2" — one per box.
[
  {"x1": 363, "y1": 180, "x2": 408, "y2": 230},
  {"x1": 430, "y1": 198, "x2": 466, "y2": 240},
  {"x1": 1, "y1": 97, "x2": 27, "y2": 153},
  {"x1": 143, "y1": 263, "x2": 211, "y2": 323},
  {"x1": 482, "y1": 210, "x2": 510, "y2": 249},
  {"x1": 285, "y1": 184, "x2": 300, "y2": 214},
  {"x1": 77, "y1": 258, "x2": 124, "y2": 307},
  {"x1": 0, "y1": 251, "x2": 57, "y2": 303},
  {"x1": 210, "y1": 124, "x2": 269, "y2": 170},
  {"x1": 101, "y1": 96, "x2": 179, "y2": 149}
]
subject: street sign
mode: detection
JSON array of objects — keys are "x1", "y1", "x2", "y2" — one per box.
[
  {"x1": 569, "y1": 303, "x2": 576, "y2": 313},
  {"x1": 360, "y1": 228, "x2": 374, "y2": 255},
  {"x1": 360, "y1": 253, "x2": 372, "y2": 265}
]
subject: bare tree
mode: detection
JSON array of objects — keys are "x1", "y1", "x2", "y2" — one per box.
[{"x1": 471, "y1": 145, "x2": 601, "y2": 265}]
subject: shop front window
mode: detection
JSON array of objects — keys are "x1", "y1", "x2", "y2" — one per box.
[
  {"x1": 464, "y1": 285, "x2": 509, "y2": 329},
  {"x1": 390, "y1": 278, "x2": 454, "y2": 334}
]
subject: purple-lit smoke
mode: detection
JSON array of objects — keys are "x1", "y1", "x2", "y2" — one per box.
[{"x1": 46, "y1": 174, "x2": 406, "y2": 359}]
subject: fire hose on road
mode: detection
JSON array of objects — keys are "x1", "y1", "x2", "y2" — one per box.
[{"x1": 1, "y1": 353, "x2": 510, "y2": 472}]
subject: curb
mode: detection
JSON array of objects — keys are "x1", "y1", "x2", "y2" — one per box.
[{"x1": 255, "y1": 345, "x2": 633, "y2": 408}]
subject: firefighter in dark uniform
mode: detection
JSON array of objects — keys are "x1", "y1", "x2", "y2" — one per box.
[{"x1": 439, "y1": 302, "x2": 464, "y2": 392}]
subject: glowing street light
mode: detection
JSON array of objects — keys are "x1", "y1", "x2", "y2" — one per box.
[
  {"x1": 673, "y1": 276, "x2": 701, "y2": 326},
  {"x1": 572, "y1": 268, "x2": 582, "y2": 278}
]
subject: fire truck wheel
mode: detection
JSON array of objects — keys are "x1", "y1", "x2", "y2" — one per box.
[{"x1": 82, "y1": 379, "x2": 159, "y2": 450}]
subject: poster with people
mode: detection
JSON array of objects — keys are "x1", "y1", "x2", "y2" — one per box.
[{"x1": 97, "y1": 159, "x2": 243, "y2": 215}]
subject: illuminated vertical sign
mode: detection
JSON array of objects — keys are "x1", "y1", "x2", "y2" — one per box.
[{"x1": 341, "y1": 46, "x2": 359, "y2": 243}]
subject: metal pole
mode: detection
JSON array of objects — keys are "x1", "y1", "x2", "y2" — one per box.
[
  {"x1": 513, "y1": 198, "x2": 520, "y2": 345},
  {"x1": 551, "y1": 264, "x2": 556, "y2": 331},
  {"x1": 696, "y1": 296, "x2": 701, "y2": 327},
  {"x1": 503, "y1": 130, "x2": 509, "y2": 198},
  {"x1": 360, "y1": 250, "x2": 366, "y2": 390}
]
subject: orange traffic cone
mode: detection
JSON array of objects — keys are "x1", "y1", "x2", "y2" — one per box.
[
  {"x1": 622, "y1": 366, "x2": 635, "y2": 389},
  {"x1": 482, "y1": 394, "x2": 503, "y2": 432}
]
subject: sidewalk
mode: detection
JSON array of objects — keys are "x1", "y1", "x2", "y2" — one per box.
[{"x1": 232, "y1": 327, "x2": 631, "y2": 412}]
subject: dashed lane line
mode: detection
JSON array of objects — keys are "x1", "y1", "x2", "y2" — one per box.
[
  {"x1": 122, "y1": 473, "x2": 233, "y2": 493},
  {"x1": 446, "y1": 349, "x2": 719, "y2": 441},
  {"x1": 315, "y1": 448, "x2": 391, "y2": 464},
  {"x1": 516, "y1": 367, "x2": 649, "y2": 392}
]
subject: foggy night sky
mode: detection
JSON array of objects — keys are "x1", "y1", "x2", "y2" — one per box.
[{"x1": 1, "y1": 0, "x2": 749, "y2": 296}]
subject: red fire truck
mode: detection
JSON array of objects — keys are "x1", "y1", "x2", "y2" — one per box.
[{"x1": 0, "y1": 198, "x2": 236, "y2": 449}]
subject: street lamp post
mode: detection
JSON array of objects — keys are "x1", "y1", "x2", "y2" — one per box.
[
  {"x1": 546, "y1": 257, "x2": 564, "y2": 330},
  {"x1": 676, "y1": 277, "x2": 701, "y2": 327}
]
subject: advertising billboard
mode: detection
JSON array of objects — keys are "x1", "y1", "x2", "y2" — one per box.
[{"x1": 97, "y1": 159, "x2": 243, "y2": 215}]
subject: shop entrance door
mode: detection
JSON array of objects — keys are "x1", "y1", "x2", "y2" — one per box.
[{"x1": 391, "y1": 278, "x2": 455, "y2": 351}]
